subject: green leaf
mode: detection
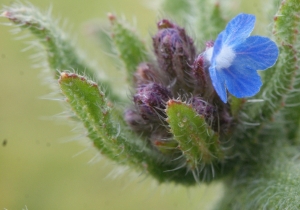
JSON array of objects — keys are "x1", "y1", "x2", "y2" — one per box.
[
  {"x1": 59, "y1": 72, "x2": 156, "y2": 167},
  {"x1": 166, "y1": 99, "x2": 223, "y2": 180},
  {"x1": 109, "y1": 14, "x2": 149, "y2": 85},
  {"x1": 217, "y1": 141, "x2": 300, "y2": 209},
  {"x1": 273, "y1": 0, "x2": 300, "y2": 142},
  {"x1": 1, "y1": 3, "x2": 121, "y2": 102},
  {"x1": 84, "y1": 21, "x2": 116, "y2": 57},
  {"x1": 233, "y1": 0, "x2": 300, "y2": 142},
  {"x1": 59, "y1": 72, "x2": 125, "y2": 160}
]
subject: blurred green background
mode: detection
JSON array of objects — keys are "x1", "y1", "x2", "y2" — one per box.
[{"x1": 0, "y1": 0, "x2": 270, "y2": 209}]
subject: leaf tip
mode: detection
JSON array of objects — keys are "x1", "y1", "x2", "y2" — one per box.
[
  {"x1": 60, "y1": 72, "x2": 69, "y2": 79},
  {"x1": 59, "y1": 72, "x2": 78, "y2": 82},
  {"x1": 166, "y1": 99, "x2": 180, "y2": 107}
]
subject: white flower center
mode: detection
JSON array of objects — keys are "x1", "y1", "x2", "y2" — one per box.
[
  {"x1": 215, "y1": 45, "x2": 235, "y2": 70},
  {"x1": 204, "y1": 47, "x2": 213, "y2": 63}
]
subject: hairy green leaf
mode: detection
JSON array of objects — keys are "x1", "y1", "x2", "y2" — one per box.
[
  {"x1": 233, "y1": 0, "x2": 300, "y2": 143},
  {"x1": 1, "y1": 3, "x2": 121, "y2": 102},
  {"x1": 109, "y1": 14, "x2": 148, "y2": 85},
  {"x1": 166, "y1": 99, "x2": 223, "y2": 180}
]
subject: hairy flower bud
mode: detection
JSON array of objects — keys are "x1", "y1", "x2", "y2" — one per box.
[
  {"x1": 124, "y1": 109, "x2": 152, "y2": 133},
  {"x1": 157, "y1": 19, "x2": 176, "y2": 29},
  {"x1": 134, "y1": 83, "x2": 172, "y2": 121},
  {"x1": 134, "y1": 62, "x2": 160, "y2": 86},
  {"x1": 192, "y1": 54, "x2": 206, "y2": 95},
  {"x1": 150, "y1": 129, "x2": 178, "y2": 154},
  {"x1": 191, "y1": 96, "x2": 232, "y2": 133},
  {"x1": 153, "y1": 29, "x2": 176, "y2": 78},
  {"x1": 152, "y1": 19, "x2": 196, "y2": 94},
  {"x1": 191, "y1": 97, "x2": 216, "y2": 126},
  {"x1": 191, "y1": 41, "x2": 215, "y2": 96}
]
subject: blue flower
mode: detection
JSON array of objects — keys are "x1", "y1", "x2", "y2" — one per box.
[{"x1": 205, "y1": 13, "x2": 279, "y2": 103}]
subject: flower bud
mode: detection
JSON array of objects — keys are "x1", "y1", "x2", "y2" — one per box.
[
  {"x1": 191, "y1": 97, "x2": 216, "y2": 126},
  {"x1": 134, "y1": 62, "x2": 160, "y2": 86},
  {"x1": 191, "y1": 97, "x2": 232, "y2": 133},
  {"x1": 191, "y1": 54, "x2": 206, "y2": 95},
  {"x1": 152, "y1": 19, "x2": 196, "y2": 93},
  {"x1": 191, "y1": 41, "x2": 215, "y2": 96},
  {"x1": 134, "y1": 83, "x2": 172, "y2": 121},
  {"x1": 157, "y1": 19, "x2": 176, "y2": 29},
  {"x1": 124, "y1": 109, "x2": 152, "y2": 133},
  {"x1": 150, "y1": 129, "x2": 178, "y2": 154}
]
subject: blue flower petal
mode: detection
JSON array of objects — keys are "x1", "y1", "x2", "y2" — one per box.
[
  {"x1": 223, "y1": 13, "x2": 256, "y2": 48},
  {"x1": 209, "y1": 65, "x2": 227, "y2": 102},
  {"x1": 234, "y1": 36, "x2": 279, "y2": 70},
  {"x1": 209, "y1": 32, "x2": 229, "y2": 102},
  {"x1": 222, "y1": 64, "x2": 262, "y2": 99}
]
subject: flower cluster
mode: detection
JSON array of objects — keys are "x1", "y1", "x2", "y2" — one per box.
[
  {"x1": 125, "y1": 13, "x2": 278, "y2": 153},
  {"x1": 124, "y1": 19, "x2": 230, "y2": 153}
]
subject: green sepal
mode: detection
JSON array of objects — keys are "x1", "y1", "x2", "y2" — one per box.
[
  {"x1": 166, "y1": 99, "x2": 223, "y2": 170},
  {"x1": 109, "y1": 14, "x2": 148, "y2": 85}
]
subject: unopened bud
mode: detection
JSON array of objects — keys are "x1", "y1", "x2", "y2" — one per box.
[
  {"x1": 152, "y1": 19, "x2": 196, "y2": 93},
  {"x1": 192, "y1": 41, "x2": 215, "y2": 96},
  {"x1": 150, "y1": 129, "x2": 178, "y2": 154},
  {"x1": 134, "y1": 63, "x2": 160, "y2": 85},
  {"x1": 124, "y1": 109, "x2": 152, "y2": 133},
  {"x1": 134, "y1": 83, "x2": 172, "y2": 121},
  {"x1": 157, "y1": 19, "x2": 175, "y2": 29},
  {"x1": 191, "y1": 97, "x2": 216, "y2": 126}
]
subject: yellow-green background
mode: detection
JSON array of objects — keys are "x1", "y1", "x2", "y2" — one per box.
[{"x1": 0, "y1": 0, "x2": 269, "y2": 209}]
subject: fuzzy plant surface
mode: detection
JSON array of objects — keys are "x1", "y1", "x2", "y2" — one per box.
[{"x1": 2, "y1": 0, "x2": 300, "y2": 209}]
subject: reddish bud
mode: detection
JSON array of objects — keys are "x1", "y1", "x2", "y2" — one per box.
[
  {"x1": 191, "y1": 97, "x2": 216, "y2": 125},
  {"x1": 150, "y1": 129, "x2": 178, "y2": 154},
  {"x1": 134, "y1": 63, "x2": 160, "y2": 85},
  {"x1": 192, "y1": 54, "x2": 206, "y2": 95},
  {"x1": 124, "y1": 109, "x2": 152, "y2": 133},
  {"x1": 157, "y1": 19, "x2": 175, "y2": 29},
  {"x1": 134, "y1": 83, "x2": 172, "y2": 121},
  {"x1": 152, "y1": 19, "x2": 196, "y2": 94}
]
